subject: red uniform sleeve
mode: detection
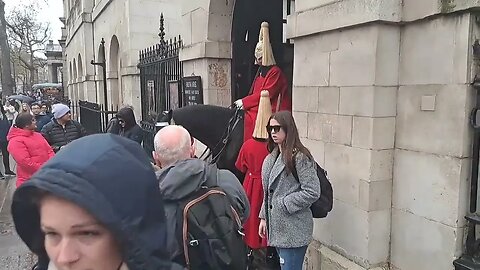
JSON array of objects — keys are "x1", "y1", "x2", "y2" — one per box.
[
  {"x1": 242, "y1": 67, "x2": 283, "y2": 110},
  {"x1": 7, "y1": 139, "x2": 42, "y2": 174},
  {"x1": 235, "y1": 143, "x2": 248, "y2": 173}
]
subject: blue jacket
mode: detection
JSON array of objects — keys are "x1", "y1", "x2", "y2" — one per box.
[{"x1": 11, "y1": 134, "x2": 182, "y2": 270}]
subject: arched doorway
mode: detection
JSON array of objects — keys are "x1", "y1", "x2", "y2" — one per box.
[
  {"x1": 108, "y1": 35, "x2": 121, "y2": 108},
  {"x1": 78, "y1": 54, "x2": 84, "y2": 100},
  {"x1": 231, "y1": 0, "x2": 294, "y2": 101}
]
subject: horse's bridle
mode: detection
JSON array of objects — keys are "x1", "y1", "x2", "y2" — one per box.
[{"x1": 199, "y1": 106, "x2": 243, "y2": 164}]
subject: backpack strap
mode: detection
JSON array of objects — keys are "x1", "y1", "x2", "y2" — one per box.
[{"x1": 206, "y1": 164, "x2": 219, "y2": 187}]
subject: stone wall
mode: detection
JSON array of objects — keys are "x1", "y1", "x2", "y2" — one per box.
[
  {"x1": 287, "y1": 0, "x2": 477, "y2": 270},
  {"x1": 390, "y1": 13, "x2": 474, "y2": 270},
  {"x1": 294, "y1": 23, "x2": 398, "y2": 269}
]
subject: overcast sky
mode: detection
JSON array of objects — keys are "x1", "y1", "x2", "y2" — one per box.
[{"x1": 3, "y1": 0, "x2": 64, "y2": 44}]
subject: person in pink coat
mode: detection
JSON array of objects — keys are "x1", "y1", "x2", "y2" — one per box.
[{"x1": 7, "y1": 113, "x2": 54, "y2": 188}]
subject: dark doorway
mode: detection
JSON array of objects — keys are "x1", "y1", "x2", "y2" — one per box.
[{"x1": 231, "y1": 0, "x2": 294, "y2": 102}]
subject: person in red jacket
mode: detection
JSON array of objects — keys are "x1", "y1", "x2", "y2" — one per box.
[
  {"x1": 7, "y1": 113, "x2": 54, "y2": 188},
  {"x1": 234, "y1": 22, "x2": 292, "y2": 142}
]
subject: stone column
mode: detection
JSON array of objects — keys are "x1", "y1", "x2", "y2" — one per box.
[
  {"x1": 107, "y1": 71, "x2": 119, "y2": 107},
  {"x1": 52, "y1": 65, "x2": 59, "y2": 83},
  {"x1": 390, "y1": 12, "x2": 474, "y2": 270},
  {"x1": 290, "y1": 0, "x2": 401, "y2": 269},
  {"x1": 48, "y1": 64, "x2": 55, "y2": 83},
  {"x1": 121, "y1": 66, "x2": 142, "y2": 118}
]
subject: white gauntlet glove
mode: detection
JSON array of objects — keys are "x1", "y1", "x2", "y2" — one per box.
[{"x1": 234, "y1": 99, "x2": 243, "y2": 109}]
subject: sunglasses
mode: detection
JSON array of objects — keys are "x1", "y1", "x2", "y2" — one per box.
[{"x1": 267, "y1": 125, "x2": 282, "y2": 133}]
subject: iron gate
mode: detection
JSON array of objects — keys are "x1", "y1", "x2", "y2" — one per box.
[{"x1": 138, "y1": 14, "x2": 183, "y2": 155}]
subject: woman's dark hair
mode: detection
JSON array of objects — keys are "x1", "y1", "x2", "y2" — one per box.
[
  {"x1": 267, "y1": 111, "x2": 313, "y2": 174},
  {"x1": 15, "y1": 113, "x2": 34, "y2": 129}
]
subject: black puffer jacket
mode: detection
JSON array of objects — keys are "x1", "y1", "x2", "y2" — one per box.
[{"x1": 41, "y1": 119, "x2": 87, "y2": 152}]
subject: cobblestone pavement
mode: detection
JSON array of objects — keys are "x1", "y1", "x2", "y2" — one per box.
[{"x1": 0, "y1": 174, "x2": 36, "y2": 270}]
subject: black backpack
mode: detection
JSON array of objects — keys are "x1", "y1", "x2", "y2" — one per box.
[
  {"x1": 292, "y1": 160, "x2": 333, "y2": 218},
  {"x1": 176, "y1": 168, "x2": 248, "y2": 270}
]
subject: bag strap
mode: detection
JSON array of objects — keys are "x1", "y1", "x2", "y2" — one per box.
[{"x1": 206, "y1": 164, "x2": 219, "y2": 187}]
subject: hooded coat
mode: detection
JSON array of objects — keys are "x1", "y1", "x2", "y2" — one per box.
[
  {"x1": 110, "y1": 107, "x2": 143, "y2": 144},
  {"x1": 156, "y1": 158, "x2": 250, "y2": 265},
  {"x1": 11, "y1": 134, "x2": 183, "y2": 270},
  {"x1": 7, "y1": 127, "x2": 54, "y2": 187}
]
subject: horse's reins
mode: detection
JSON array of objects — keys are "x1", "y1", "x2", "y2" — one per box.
[{"x1": 208, "y1": 107, "x2": 243, "y2": 164}]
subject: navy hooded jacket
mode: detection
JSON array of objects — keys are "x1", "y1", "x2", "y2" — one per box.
[{"x1": 11, "y1": 134, "x2": 182, "y2": 270}]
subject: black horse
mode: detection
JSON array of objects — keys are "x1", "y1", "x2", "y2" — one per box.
[{"x1": 157, "y1": 104, "x2": 245, "y2": 181}]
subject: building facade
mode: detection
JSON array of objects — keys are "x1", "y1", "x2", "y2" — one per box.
[
  {"x1": 62, "y1": 0, "x2": 182, "y2": 115},
  {"x1": 62, "y1": 0, "x2": 480, "y2": 269},
  {"x1": 180, "y1": 1, "x2": 479, "y2": 269}
]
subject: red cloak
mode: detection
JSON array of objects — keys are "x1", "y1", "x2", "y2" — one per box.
[
  {"x1": 235, "y1": 138, "x2": 270, "y2": 249},
  {"x1": 242, "y1": 66, "x2": 291, "y2": 142}
]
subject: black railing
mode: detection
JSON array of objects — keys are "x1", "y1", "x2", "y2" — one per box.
[
  {"x1": 141, "y1": 121, "x2": 156, "y2": 158},
  {"x1": 138, "y1": 13, "x2": 183, "y2": 154},
  {"x1": 73, "y1": 100, "x2": 118, "y2": 134}
]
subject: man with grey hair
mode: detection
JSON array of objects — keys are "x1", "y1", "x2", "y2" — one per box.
[
  {"x1": 152, "y1": 125, "x2": 195, "y2": 168},
  {"x1": 153, "y1": 125, "x2": 250, "y2": 267}
]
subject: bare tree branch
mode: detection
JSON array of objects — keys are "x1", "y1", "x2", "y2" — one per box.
[{"x1": 5, "y1": 1, "x2": 51, "y2": 89}]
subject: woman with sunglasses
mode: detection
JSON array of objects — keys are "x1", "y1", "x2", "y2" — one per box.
[{"x1": 259, "y1": 111, "x2": 321, "y2": 270}]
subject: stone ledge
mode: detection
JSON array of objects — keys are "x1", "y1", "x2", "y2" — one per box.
[
  {"x1": 120, "y1": 66, "x2": 140, "y2": 76},
  {"x1": 92, "y1": 0, "x2": 114, "y2": 22},
  {"x1": 403, "y1": 0, "x2": 480, "y2": 22},
  {"x1": 179, "y1": 41, "x2": 232, "y2": 61},
  {"x1": 305, "y1": 243, "x2": 388, "y2": 270},
  {"x1": 291, "y1": 0, "x2": 402, "y2": 38}
]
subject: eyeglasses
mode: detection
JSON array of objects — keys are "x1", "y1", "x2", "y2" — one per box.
[{"x1": 267, "y1": 125, "x2": 282, "y2": 133}]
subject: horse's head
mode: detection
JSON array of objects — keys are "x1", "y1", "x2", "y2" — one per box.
[
  {"x1": 153, "y1": 110, "x2": 174, "y2": 131},
  {"x1": 156, "y1": 110, "x2": 173, "y2": 124}
]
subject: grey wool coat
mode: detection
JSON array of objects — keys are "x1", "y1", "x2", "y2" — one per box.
[{"x1": 259, "y1": 148, "x2": 321, "y2": 248}]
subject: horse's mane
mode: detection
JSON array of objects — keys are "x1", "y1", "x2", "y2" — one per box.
[{"x1": 173, "y1": 105, "x2": 234, "y2": 124}]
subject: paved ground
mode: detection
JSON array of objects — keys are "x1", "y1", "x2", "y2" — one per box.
[{"x1": 0, "y1": 164, "x2": 36, "y2": 269}]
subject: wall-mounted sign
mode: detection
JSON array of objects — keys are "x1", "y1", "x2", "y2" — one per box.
[{"x1": 182, "y1": 76, "x2": 203, "y2": 106}]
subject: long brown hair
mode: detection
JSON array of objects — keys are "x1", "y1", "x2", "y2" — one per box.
[{"x1": 267, "y1": 111, "x2": 313, "y2": 174}]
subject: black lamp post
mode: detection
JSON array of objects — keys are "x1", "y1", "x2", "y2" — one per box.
[{"x1": 91, "y1": 38, "x2": 108, "y2": 126}]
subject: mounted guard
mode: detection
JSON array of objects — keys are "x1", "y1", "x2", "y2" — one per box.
[{"x1": 234, "y1": 21, "x2": 292, "y2": 142}]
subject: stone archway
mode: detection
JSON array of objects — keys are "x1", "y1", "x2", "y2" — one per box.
[
  {"x1": 179, "y1": 0, "x2": 235, "y2": 106},
  {"x1": 77, "y1": 54, "x2": 84, "y2": 100},
  {"x1": 108, "y1": 35, "x2": 121, "y2": 108}
]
